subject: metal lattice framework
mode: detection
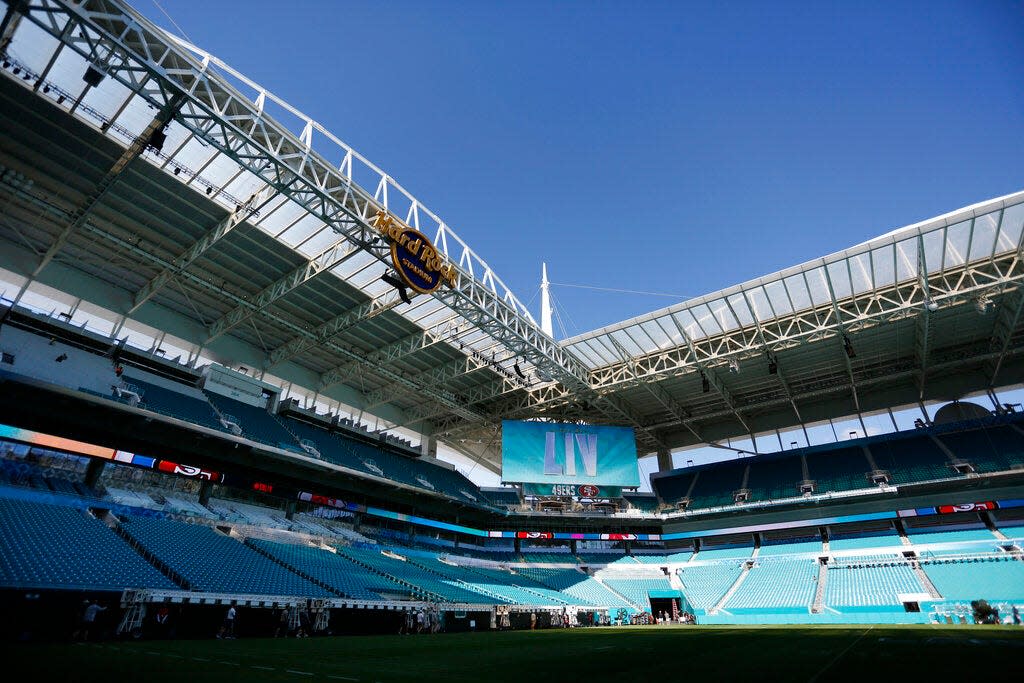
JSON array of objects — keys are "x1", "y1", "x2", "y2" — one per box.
[{"x1": 0, "y1": 0, "x2": 1023, "y2": 473}]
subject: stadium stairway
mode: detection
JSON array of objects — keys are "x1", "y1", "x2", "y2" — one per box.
[
  {"x1": 709, "y1": 561, "x2": 752, "y2": 614},
  {"x1": 811, "y1": 561, "x2": 828, "y2": 613},
  {"x1": 590, "y1": 575, "x2": 645, "y2": 611},
  {"x1": 909, "y1": 558, "x2": 942, "y2": 599}
]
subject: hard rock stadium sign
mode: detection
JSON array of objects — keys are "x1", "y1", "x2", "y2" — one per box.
[{"x1": 371, "y1": 210, "x2": 458, "y2": 294}]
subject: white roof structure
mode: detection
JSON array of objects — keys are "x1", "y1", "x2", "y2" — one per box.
[{"x1": 1, "y1": 0, "x2": 1023, "y2": 473}]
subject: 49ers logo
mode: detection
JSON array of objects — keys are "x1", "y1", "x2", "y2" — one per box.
[{"x1": 577, "y1": 485, "x2": 600, "y2": 498}]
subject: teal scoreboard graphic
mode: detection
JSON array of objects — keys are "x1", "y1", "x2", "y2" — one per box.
[{"x1": 501, "y1": 420, "x2": 640, "y2": 488}]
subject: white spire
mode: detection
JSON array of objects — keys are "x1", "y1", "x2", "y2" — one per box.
[{"x1": 541, "y1": 262, "x2": 553, "y2": 337}]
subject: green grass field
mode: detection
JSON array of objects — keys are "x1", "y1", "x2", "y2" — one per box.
[{"x1": 5, "y1": 625, "x2": 1023, "y2": 682}]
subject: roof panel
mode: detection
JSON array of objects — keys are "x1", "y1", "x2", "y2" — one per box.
[
  {"x1": 826, "y1": 260, "x2": 852, "y2": 300},
  {"x1": 922, "y1": 229, "x2": 944, "y2": 275},
  {"x1": 944, "y1": 220, "x2": 970, "y2": 267},
  {"x1": 999, "y1": 203, "x2": 1024, "y2": 251},
  {"x1": 848, "y1": 253, "x2": 872, "y2": 294},
  {"x1": 871, "y1": 243, "x2": 896, "y2": 288},
  {"x1": 805, "y1": 267, "x2": 831, "y2": 306},
  {"x1": 969, "y1": 210, "x2": 1000, "y2": 262},
  {"x1": 764, "y1": 279, "x2": 793, "y2": 316},
  {"x1": 782, "y1": 274, "x2": 811, "y2": 312}
]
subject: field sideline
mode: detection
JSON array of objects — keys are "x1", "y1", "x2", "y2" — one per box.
[{"x1": 4, "y1": 625, "x2": 1023, "y2": 682}]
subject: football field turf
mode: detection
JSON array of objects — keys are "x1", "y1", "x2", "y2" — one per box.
[{"x1": 6, "y1": 625, "x2": 1023, "y2": 682}]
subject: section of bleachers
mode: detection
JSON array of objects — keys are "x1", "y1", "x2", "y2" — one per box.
[
  {"x1": 519, "y1": 551, "x2": 574, "y2": 564},
  {"x1": 247, "y1": 539, "x2": 410, "y2": 600},
  {"x1": 652, "y1": 470, "x2": 696, "y2": 505},
  {"x1": 807, "y1": 447, "x2": 871, "y2": 494},
  {"x1": 119, "y1": 516, "x2": 330, "y2": 596},
  {"x1": 922, "y1": 557, "x2": 1024, "y2": 601},
  {"x1": 758, "y1": 537, "x2": 822, "y2": 556},
  {"x1": 204, "y1": 394, "x2": 303, "y2": 451},
  {"x1": 623, "y1": 493, "x2": 659, "y2": 512},
  {"x1": 426, "y1": 561, "x2": 580, "y2": 606},
  {"x1": 599, "y1": 575, "x2": 675, "y2": 610},
  {"x1": 745, "y1": 455, "x2": 804, "y2": 502},
  {"x1": 686, "y1": 462, "x2": 746, "y2": 509},
  {"x1": 517, "y1": 567, "x2": 633, "y2": 608},
  {"x1": 334, "y1": 546, "x2": 497, "y2": 603},
  {"x1": 905, "y1": 527, "x2": 997, "y2": 546},
  {"x1": 575, "y1": 552, "x2": 628, "y2": 565},
  {"x1": 726, "y1": 559, "x2": 817, "y2": 609},
  {"x1": 482, "y1": 488, "x2": 521, "y2": 507},
  {"x1": 824, "y1": 560, "x2": 925, "y2": 607},
  {"x1": 869, "y1": 438, "x2": 952, "y2": 484},
  {"x1": 676, "y1": 563, "x2": 742, "y2": 611},
  {"x1": 278, "y1": 415, "x2": 485, "y2": 503},
  {"x1": 123, "y1": 374, "x2": 226, "y2": 432},
  {"x1": 829, "y1": 530, "x2": 904, "y2": 551},
  {"x1": 0, "y1": 497, "x2": 176, "y2": 591},
  {"x1": 697, "y1": 542, "x2": 753, "y2": 560}
]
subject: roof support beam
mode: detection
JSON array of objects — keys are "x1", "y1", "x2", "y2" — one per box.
[
  {"x1": 987, "y1": 215, "x2": 1024, "y2": 388},
  {"x1": 987, "y1": 287, "x2": 1024, "y2": 388},
  {"x1": 0, "y1": 1, "x2": 25, "y2": 53},
  {"x1": 16, "y1": 0, "x2": 587, "y2": 392},
  {"x1": 263, "y1": 285, "x2": 412, "y2": 370},
  {"x1": 19, "y1": 93, "x2": 183, "y2": 293},
  {"x1": 665, "y1": 311, "x2": 752, "y2": 435},
  {"x1": 821, "y1": 264, "x2": 865, "y2": 431},
  {"x1": 607, "y1": 335, "x2": 705, "y2": 446},
  {"x1": 317, "y1": 316, "x2": 464, "y2": 391},
  {"x1": 914, "y1": 234, "x2": 933, "y2": 400},
  {"x1": 735, "y1": 290, "x2": 806, "y2": 428},
  {"x1": 204, "y1": 225, "x2": 363, "y2": 343},
  {"x1": 127, "y1": 186, "x2": 268, "y2": 314}
]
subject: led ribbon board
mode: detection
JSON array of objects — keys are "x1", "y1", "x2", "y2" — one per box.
[
  {"x1": 371, "y1": 210, "x2": 458, "y2": 294},
  {"x1": 501, "y1": 420, "x2": 641, "y2": 488}
]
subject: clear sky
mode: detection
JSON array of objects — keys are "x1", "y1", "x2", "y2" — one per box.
[
  {"x1": 133, "y1": 1, "x2": 1024, "y2": 487},
  {"x1": 139, "y1": 0, "x2": 1024, "y2": 338}
]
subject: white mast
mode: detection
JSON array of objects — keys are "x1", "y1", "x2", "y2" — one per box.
[{"x1": 541, "y1": 262, "x2": 553, "y2": 337}]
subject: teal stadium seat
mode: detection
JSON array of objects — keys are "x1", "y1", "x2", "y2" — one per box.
[
  {"x1": 119, "y1": 516, "x2": 330, "y2": 597},
  {"x1": 0, "y1": 497, "x2": 175, "y2": 591}
]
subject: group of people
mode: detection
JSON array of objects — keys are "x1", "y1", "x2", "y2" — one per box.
[
  {"x1": 399, "y1": 605, "x2": 443, "y2": 634},
  {"x1": 274, "y1": 605, "x2": 318, "y2": 638},
  {"x1": 655, "y1": 609, "x2": 696, "y2": 625}
]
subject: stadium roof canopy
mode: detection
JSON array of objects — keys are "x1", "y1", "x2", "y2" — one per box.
[{"x1": 1, "y1": 0, "x2": 1023, "y2": 475}]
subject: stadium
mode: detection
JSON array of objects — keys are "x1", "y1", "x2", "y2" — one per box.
[{"x1": 0, "y1": 0, "x2": 1022, "y2": 679}]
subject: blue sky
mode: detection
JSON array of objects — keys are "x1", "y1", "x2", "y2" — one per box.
[
  {"x1": 140, "y1": 0, "x2": 1024, "y2": 337},
  {"x1": 134, "y1": 1, "x2": 1024, "y2": 486}
]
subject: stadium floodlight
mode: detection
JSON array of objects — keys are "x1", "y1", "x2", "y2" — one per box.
[
  {"x1": 728, "y1": 359, "x2": 739, "y2": 373},
  {"x1": 925, "y1": 298, "x2": 939, "y2": 312}
]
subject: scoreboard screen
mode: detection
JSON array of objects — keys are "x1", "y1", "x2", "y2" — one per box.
[{"x1": 501, "y1": 420, "x2": 640, "y2": 488}]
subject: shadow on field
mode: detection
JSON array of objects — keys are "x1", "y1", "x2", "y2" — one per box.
[{"x1": 2, "y1": 625, "x2": 1022, "y2": 683}]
